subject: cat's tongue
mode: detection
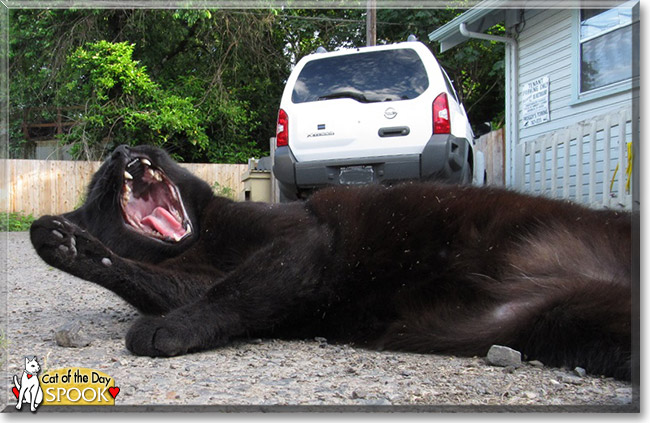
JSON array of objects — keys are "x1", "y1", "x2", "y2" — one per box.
[{"x1": 141, "y1": 207, "x2": 185, "y2": 240}]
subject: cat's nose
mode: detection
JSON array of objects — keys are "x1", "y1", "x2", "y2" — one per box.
[{"x1": 112, "y1": 145, "x2": 131, "y2": 160}]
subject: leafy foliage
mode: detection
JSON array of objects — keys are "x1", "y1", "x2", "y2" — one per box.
[
  {"x1": 58, "y1": 40, "x2": 209, "y2": 160},
  {"x1": 9, "y1": 8, "x2": 505, "y2": 162},
  {"x1": 1, "y1": 212, "x2": 36, "y2": 231}
]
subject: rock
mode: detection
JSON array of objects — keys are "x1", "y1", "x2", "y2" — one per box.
[
  {"x1": 486, "y1": 345, "x2": 522, "y2": 368},
  {"x1": 574, "y1": 367, "x2": 587, "y2": 377},
  {"x1": 560, "y1": 374, "x2": 584, "y2": 385},
  {"x1": 528, "y1": 360, "x2": 544, "y2": 368},
  {"x1": 351, "y1": 389, "x2": 367, "y2": 399},
  {"x1": 54, "y1": 321, "x2": 91, "y2": 348}
]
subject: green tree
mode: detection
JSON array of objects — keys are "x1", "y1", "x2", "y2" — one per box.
[
  {"x1": 9, "y1": 8, "x2": 506, "y2": 162},
  {"x1": 58, "y1": 40, "x2": 209, "y2": 160},
  {"x1": 9, "y1": 9, "x2": 282, "y2": 163}
]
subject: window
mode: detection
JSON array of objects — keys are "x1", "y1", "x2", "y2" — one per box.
[
  {"x1": 578, "y1": 1, "x2": 639, "y2": 94},
  {"x1": 291, "y1": 48, "x2": 429, "y2": 104}
]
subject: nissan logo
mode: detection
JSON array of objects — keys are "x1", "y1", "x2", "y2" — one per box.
[{"x1": 384, "y1": 107, "x2": 397, "y2": 119}]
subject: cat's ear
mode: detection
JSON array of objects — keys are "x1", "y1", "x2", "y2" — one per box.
[{"x1": 25, "y1": 357, "x2": 29, "y2": 367}]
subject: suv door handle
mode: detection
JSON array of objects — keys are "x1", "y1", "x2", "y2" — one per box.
[{"x1": 378, "y1": 126, "x2": 410, "y2": 137}]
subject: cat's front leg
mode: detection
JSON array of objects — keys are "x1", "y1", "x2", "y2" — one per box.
[
  {"x1": 15, "y1": 385, "x2": 26, "y2": 410},
  {"x1": 126, "y1": 234, "x2": 335, "y2": 357},
  {"x1": 30, "y1": 215, "x2": 115, "y2": 278},
  {"x1": 29, "y1": 387, "x2": 37, "y2": 412},
  {"x1": 125, "y1": 298, "x2": 239, "y2": 356},
  {"x1": 30, "y1": 215, "x2": 211, "y2": 314}
]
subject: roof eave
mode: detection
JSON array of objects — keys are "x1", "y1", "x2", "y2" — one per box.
[{"x1": 428, "y1": 0, "x2": 510, "y2": 52}]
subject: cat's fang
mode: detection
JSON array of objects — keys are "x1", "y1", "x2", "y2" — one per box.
[
  {"x1": 141, "y1": 158, "x2": 152, "y2": 166},
  {"x1": 124, "y1": 171, "x2": 134, "y2": 180}
]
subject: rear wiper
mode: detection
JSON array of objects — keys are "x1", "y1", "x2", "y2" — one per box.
[{"x1": 318, "y1": 91, "x2": 377, "y2": 103}]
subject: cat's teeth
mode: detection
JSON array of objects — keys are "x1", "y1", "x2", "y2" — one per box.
[
  {"x1": 124, "y1": 171, "x2": 134, "y2": 180},
  {"x1": 148, "y1": 168, "x2": 163, "y2": 182},
  {"x1": 141, "y1": 158, "x2": 152, "y2": 166}
]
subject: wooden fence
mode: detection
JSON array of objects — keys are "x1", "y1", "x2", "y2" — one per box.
[
  {"x1": 515, "y1": 106, "x2": 634, "y2": 209},
  {"x1": 474, "y1": 128, "x2": 505, "y2": 186},
  {"x1": 0, "y1": 159, "x2": 247, "y2": 217}
]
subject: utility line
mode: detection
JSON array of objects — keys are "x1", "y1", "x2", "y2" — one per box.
[{"x1": 224, "y1": 9, "x2": 404, "y2": 26}]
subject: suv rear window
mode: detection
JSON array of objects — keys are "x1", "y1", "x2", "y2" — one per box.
[{"x1": 291, "y1": 48, "x2": 429, "y2": 104}]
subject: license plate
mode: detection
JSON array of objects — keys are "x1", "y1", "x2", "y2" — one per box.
[{"x1": 339, "y1": 166, "x2": 374, "y2": 185}]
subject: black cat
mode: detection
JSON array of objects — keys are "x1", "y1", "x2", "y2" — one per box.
[{"x1": 29, "y1": 145, "x2": 633, "y2": 380}]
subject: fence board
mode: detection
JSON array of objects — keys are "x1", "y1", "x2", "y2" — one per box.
[
  {"x1": 474, "y1": 128, "x2": 505, "y2": 186},
  {"x1": 515, "y1": 106, "x2": 634, "y2": 209},
  {"x1": 1, "y1": 159, "x2": 247, "y2": 217}
]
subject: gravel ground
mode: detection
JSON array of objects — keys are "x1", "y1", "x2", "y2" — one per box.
[{"x1": 2, "y1": 231, "x2": 638, "y2": 412}]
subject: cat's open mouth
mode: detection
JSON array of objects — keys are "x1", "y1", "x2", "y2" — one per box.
[{"x1": 120, "y1": 156, "x2": 192, "y2": 242}]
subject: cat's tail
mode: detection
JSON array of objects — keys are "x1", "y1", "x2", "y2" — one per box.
[
  {"x1": 378, "y1": 273, "x2": 631, "y2": 380},
  {"x1": 13, "y1": 375, "x2": 20, "y2": 390}
]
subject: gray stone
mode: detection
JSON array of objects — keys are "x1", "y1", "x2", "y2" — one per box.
[
  {"x1": 54, "y1": 321, "x2": 91, "y2": 348},
  {"x1": 574, "y1": 366, "x2": 587, "y2": 377},
  {"x1": 486, "y1": 345, "x2": 522, "y2": 368}
]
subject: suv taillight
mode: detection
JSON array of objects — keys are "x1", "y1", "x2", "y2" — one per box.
[
  {"x1": 433, "y1": 93, "x2": 450, "y2": 134},
  {"x1": 276, "y1": 109, "x2": 288, "y2": 147}
]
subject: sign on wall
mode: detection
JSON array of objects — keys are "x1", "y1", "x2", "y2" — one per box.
[{"x1": 521, "y1": 75, "x2": 550, "y2": 128}]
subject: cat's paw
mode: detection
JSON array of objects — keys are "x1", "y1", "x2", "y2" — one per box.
[
  {"x1": 125, "y1": 316, "x2": 190, "y2": 357},
  {"x1": 30, "y1": 216, "x2": 111, "y2": 271}
]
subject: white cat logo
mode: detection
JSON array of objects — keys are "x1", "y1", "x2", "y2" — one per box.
[{"x1": 12, "y1": 356, "x2": 44, "y2": 412}]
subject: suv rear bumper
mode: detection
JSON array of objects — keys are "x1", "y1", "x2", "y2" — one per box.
[{"x1": 273, "y1": 134, "x2": 470, "y2": 200}]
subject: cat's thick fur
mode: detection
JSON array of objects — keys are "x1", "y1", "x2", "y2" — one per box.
[{"x1": 30, "y1": 145, "x2": 633, "y2": 380}]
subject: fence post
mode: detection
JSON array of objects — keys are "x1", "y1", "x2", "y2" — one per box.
[
  {"x1": 588, "y1": 121, "x2": 597, "y2": 206},
  {"x1": 617, "y1": 109, "x2": 627, "y2": 206},
  {"x1": 562, "y1": 129, "x2": 571, "y2": 200},
  {"x1": 576, "y1": 123, "x2": 584, "y2": 204},
  {"x1": 269, "y1": 137, "x2": 280, "y2": 203}
]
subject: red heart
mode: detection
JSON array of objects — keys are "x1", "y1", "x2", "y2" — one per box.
[
  {"x1": 27, "y1": 374, "x2": 32, "y2": 379},
  {"x1": 12, "y1": 387, "x2": 19, "y2": 399},
  {"x1": 108, "y1": 387, "x2": 120, "y2": 399}
]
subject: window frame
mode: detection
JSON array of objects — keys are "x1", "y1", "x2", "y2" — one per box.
[{"x1": 570, "y1": 3, "x2": 639, "y2": 105}]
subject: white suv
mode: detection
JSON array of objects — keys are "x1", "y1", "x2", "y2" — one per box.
[{"x1": 273, "y1": 40, "x2": 484, "y2": 201}]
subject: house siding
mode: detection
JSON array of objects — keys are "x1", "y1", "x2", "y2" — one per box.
[
  {"x1": 513, "y1": 7, "x2": 637, "y2": 208},
  {"x1": 517, "y1": 8, "x2": 637, "y2": 144}
]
